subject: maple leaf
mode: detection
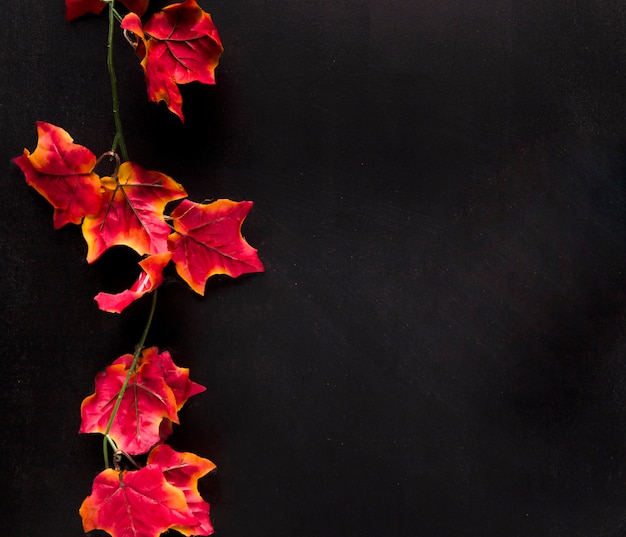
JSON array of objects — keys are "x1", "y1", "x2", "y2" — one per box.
[
  {"x1": 143, "y1": 347, "x2": 206, "y2": 410},
  {"x1": 80, "y1": 347, "x2": 204, "y2": 454},
  {"x1": 168, "y1": 199, "x2": 265, "y2": 295},
  {"x1": 82, "y1": 161, "x2": 187, "y2": 263},
  {"x1": 79, "y1": 466, "x2": 198, "y2": 537},
  {"x1": 80, "y1": 358, "x2": 178, "y2": 455},
  {"x1": 13, "y1": 122, "x2": 102, "y2": 229},
  {"x1": 121, "y1": 0, "x2": 223, "y2": 121},
  {"x1": 65, "y1": 0, "x2": 105, "y2": 21},
  {"x1": 148, "y1": 444, "x2": 216, "y2": 536},
  {"x1": 95, "y1": 252, "x2": 172, "y2": 313},
  {"x1": 66, "y1": 0, "x2": 149, "y2": 21}
]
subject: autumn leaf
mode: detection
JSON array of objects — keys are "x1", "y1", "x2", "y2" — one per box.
[
  {"x1": 119, "y1": 0, "x2": 150, "y2": 16},
  {"x1": 65, "y1": 0, "x2": 105, "y2": 21},
  {"x1": 66, "y1": 0, "x2": 149, "y2": 21},
  {"x1": 13, "y1": 122, "x2": 102, "y2": 229},
  {"x1": 95, "y1": 252, "x2": 172, "y2": 313},
  {"x1": 148, "y1": 444, "x2": 216, "y2": 536},
  {"x1": 143, "y1": 347, "x2": 206, "y2": 410},
  {"x1": 79, "y1": 466, "x2": 198, "y2": 537},
  {"x1": 121, "y1": 0, "x2": 223, "y2": 121},
  {"x1": 82, "y1": 161, "x2": 187, "y2": 263},
  {"x1": 80, "y1": 359, "x2": 177, "y2": 455},
  {"x1": 80, "y1": 347, "x2": 204, "y2": 454},
  {"x1": 168, "y1": 199, "x2": 265, "y2": 295}
]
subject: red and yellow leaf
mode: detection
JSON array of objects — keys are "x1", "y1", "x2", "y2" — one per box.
[
  {"x1": 13, "y1": 122, "x2": 102, "y2": 229},
  {"x1": 142, "y1": 347, "x2": 206, "y2": 410},
  {"x1": 79, "y1": 466, "x2": 198, "y2": 537},
  {"x1": 66, "y1": 0, "x2": 149, "y2": 21},
  {"x1": 79, "y1": 357, "x2": 179, "y2": 455},
  {"x1": 168, "y1": 199, "x2": 265, "y2": 295},
  {"x1": 82, "y1": 161, "x2": 187, "y2": 263},
  {"x1": 148, "y1": 444, "x2": 216, "y2": 536},
  {"x1": 95, "y1": 252, "x2": 172, "y2": 313},
  {"x1": 80, "y1": 347, "x2": 205, "y2": 454},
  {"x1": 121, "y1": 0, "x2": 223, "y2": 121}
]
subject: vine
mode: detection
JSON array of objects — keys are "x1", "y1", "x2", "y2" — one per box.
[{"x1": 14, "y1": 1, "x2": 264, "y2": 536}]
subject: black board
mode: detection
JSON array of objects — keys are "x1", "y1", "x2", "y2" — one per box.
[{"x1": 2, "y1": 1, "x2": 626, "y2": 536}]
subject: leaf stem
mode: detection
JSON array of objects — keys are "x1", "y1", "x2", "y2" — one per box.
[
  {"x1": 102, "y1": 290, "x2": 158, "y2": 468},
  {"x1": 107, "y1": 1, "x2": 129, "y2": 161}
]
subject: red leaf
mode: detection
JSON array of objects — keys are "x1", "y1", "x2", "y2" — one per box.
[
  {"x1": 66, "y1": 0, "x2": 148, "y2": 21},
  {"x1": 82, "y1": 161, "x2": 187, "y2": 263},
  {"x1": 121, "y1": 0, "x2": 223, "y2": 121},
  {"x1": 13, "y1": 122, "x2": 102, "y2": 229},
  {"x1": 144, "y1": 347, "x2": 206, "y2": 409},
  {"x1": 80, "y1": 356, "x2": 178, "y2": 455},
  {"x1": 79, "y1": 466, "x2": 198, "y2": 537},
  {"x1": 80, "y1": 347, "x2": 204, "y2": 454},
  {"x1": 119, "y1": 0, "x2": 149, "y2": 16},
  {"x1": 168, "y1": 199, "x2": 265, "y2": 295},
  {"x1": 65, "y1": 0, "x2": 105, "y2": 21},
  {"x1": 95, "y1": 252, "x2": 172, "y2": 313},
  {"x1": 148, "y1": 445, "x2": 216, "y2": 536}
]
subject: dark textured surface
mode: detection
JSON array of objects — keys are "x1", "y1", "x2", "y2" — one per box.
[{"x1": 2, "y1": 1, "x2": 626, "y2": 536}]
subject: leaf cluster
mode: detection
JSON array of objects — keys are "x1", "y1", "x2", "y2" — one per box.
[
  {"x1": 15, "y1": 121, "x2": 264, "y2": 313},
  {"x1": 14, "y1": 2, "x2": 264, "y2": 537}
]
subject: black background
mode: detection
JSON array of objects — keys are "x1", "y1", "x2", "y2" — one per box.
[{"x1": 2, "y1": 1, "x2": 626, "y2": 536}]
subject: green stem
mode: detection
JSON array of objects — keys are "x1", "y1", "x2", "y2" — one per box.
[
  {"x1": 107, "y1": 1, "x2": 129, "y2": 161},
  {"x1": 102, "y1": 290, "x2": 158, "y2": 468}
]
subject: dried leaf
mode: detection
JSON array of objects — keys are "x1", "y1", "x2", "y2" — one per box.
[
  {"x1": 168, "y1": 199, "x2": 265, "y2": 295},
  {"x1": 121, "y1": 0, "x2": 223, "y2": 121},
  {"x1": 13, "y1": 122, "x2": 102, "y2": 229}
]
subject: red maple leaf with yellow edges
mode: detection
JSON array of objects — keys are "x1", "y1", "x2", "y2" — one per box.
[
  {"x1": 66, "y1": 0, "x2": 149, "y2": 21},
  {"x1": 13, "y1": 122, "x2": 102, "y2": 229},
  {"x1": 79, "y1": 347, "x2": 204, "y2": 455},
  {"x1": 121, "y1": 0, "x2": 223, "y2": 121},
  {"x1": 168, "y1": 199, "x2": 265, "y2": 295},
  {"x1": 82, "y1": 161, "x2": 187, "y2": 263},
  {"x1": 79, "y1": 465, "x2": 200, "y2": 537},
  {"x1": 147, "y1": 444, "x2": 216, "y2": 536}
]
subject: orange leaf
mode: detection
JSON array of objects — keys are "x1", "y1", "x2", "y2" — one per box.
[
  {"x1": 79, "y1": 466, "x2": 198, "y2": 537},
  {"x1": 95, "y1": 252, "x2": 172, "y2": 313},
  {"x1": 13, "y1": 122, "x2": 102, "y2": 229},
  {"x1": 148, "y1": 445, "x2": 216, "y2": 536},
  {"x1": 82, "y1": 161, "x2": 187, "y2": 263},
  {"x1": 168, "y1": 199, "x2": 265, "y2": 295},
  {"x1": 121, "y1": 0, "x2": 223, "y2": 121}
]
